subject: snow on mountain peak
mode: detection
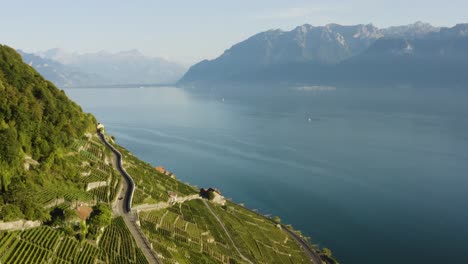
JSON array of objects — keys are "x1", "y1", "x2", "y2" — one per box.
[
  {"x1": 353, "y1": 24, "x2": 383, "y2": 39},
  {"x1": 382, "y1": 21, "x2": 440, "y2": 38}
]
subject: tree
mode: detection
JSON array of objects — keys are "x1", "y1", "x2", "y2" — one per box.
[
  {"x1": 322, "y1": 248, "x2": 333, "y2": 257},
  {"x1": 0, "y1": 45, "x2": 98, "y2": 222},
  {"x1": 78, "y1": 220, "x2": 88, "y2": 241},
  {"x1": 64, "y1": 208, "x2": 77, "y2": 221},
  {"x1": 0, "y1": 127, "x2": 20, "y2": 164},
  {"x1": 87, "y1": 203, "x2": 112, "y2": 237},
  {"x1": 3, "y1": 179, "x2": 49, "y2": 222},
  {"x1": 0, "y1": 162, "x2": 12, "y2": 192},
  {"x1": 48, "y1": 207, "x2": 65, "y2": 226},
  {"x1": 208, "y1": 191, "x2": 216, "y2": 200},
  {"x1": 0, "y1": 204, "x2": 24, "y2": 221}
]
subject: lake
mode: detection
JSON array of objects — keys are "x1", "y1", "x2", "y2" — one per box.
[{"x1": 66, "y1": 86, "x2": 468, "y2": 264}]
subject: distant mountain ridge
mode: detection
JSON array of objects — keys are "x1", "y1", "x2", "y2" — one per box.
[
  {"x1": 179, "y1": 22, "x2": 468, "y2": 88},
  {"x1": 39, "y1": 49, "x2": 187, "y2": 85},
  {"x1": 18, "y1": 50, "x2": 106, "y2": 87},
  {"x1": 20, "y1": 49, "x2": 187, "y2": 87},
  {"x1": 381, "y1": 21, "x2": 440, "y2": 39}
]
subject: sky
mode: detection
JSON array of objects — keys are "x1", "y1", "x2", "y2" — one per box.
[{"x1": 1, "y1": 0, "x2": 467, "y2": 65}]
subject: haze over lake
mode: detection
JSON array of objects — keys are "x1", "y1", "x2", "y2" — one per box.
[{"x1": 66, "y1": 86, "x2": 468, "y2": 264}]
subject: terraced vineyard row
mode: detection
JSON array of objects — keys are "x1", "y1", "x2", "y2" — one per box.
[
  {"x1": 0, "y1": 134, "x2": 147, "y2": 263},
  {"x1": 32, "y1": 136, "x2": 118, "y2": 209},
  {"x1": 99, "y1": 217, "x2": 149, "y2": 264},
  {"x1": 132, "y1": 188, "x2": 157, "y2": 205},
  {"x1": 83, "y1": 168, "x2": 110, "y2": 184},
  {"x1": 139, "y1": 200, "x2": 242, "y2": 264},
  {"x1": 108, "y1": 169, "x2": 121, "y2": 201},
  {"x1": 176, "y1": 200, "x2": 229, "y2": 245},
  {"x1": 0, "y1": 226, "x2": 104, "y2": 264},
  {"x1": 3, "y1": 240, "x2": 52, "y2": 264},
  {"x1": 210, "y1": 201, "x2": 311, "y2": 264},
  {"x1": 90, "y1": 186, "x2": 110, "y2": 202},
  {"x1": 114, "y1": 144, "x2": 197, "y2": 205},
  {"x1": 34, "y1": 188, "x2": 95, "y2": 206},
  {"x1": 139, "y1": 199, "x2": 311, "y2": 264},
  {"x1": 22, "y1": 226, "x2": 60, "y2": 248},
  {"x1": 55, "y1": 236, "x2": 79, "y2": 261},
  {"x1": 71, "y1": 139, "x2": 106, "y2": 161},
  {"x1": 0, "y1": 217, "x2": 149, "y2": 264},
  {"x1": 68, "y1": 136, "x2": 121, "y2": 205}
]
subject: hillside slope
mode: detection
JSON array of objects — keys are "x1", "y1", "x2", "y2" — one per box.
[
  {"x1": 0, "y1": 45, "x2": 335, "y2": 263},
  {"x1": 0, "y1": 44, "x2": 100, "y2": 221}
]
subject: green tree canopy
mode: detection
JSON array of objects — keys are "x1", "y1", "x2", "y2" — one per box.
[
  {"x1": 0, "y1": 45, "x2": 96, "y2": 221},
  {"x1": 0, "y1": 204, "x2": 24, "y2": 221},
  {"x1": 87, "y1": 203, "x2": 112, "y2": 236}
]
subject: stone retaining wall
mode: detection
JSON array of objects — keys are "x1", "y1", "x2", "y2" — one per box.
[
  {"x1": 0, "y1": 220, "x2": 41, "y2": 231},
  {"x1": 86, "y1": 181, "x2": 108, "y2": 191}
]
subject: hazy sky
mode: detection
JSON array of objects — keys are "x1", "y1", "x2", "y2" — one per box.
[{"x1": 1, "y1": 0, "x2": 467, "y2": 65}]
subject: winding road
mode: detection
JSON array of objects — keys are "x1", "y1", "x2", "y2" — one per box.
[{"x1": 98, "y1": 131, "x2": 162, "y2": 264}]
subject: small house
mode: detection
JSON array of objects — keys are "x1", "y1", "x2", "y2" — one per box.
[
  {"x1": 155, "y1": 166, "x2": 166, "y2": 174},
  {"x1": 168, "y1": 191, "x2": 178, "y2": 203},
  {"x1": 199, "y1": 188, "x2": 225, "y2": 205},
  {"x1": 97, "y1": 123, "x2": 105, "y2": 132},
  {"x1": 155, "y1": 166, "x2": 176, "y2": 179}
]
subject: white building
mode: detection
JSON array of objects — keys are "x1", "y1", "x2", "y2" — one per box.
[{"x1": 97, "y1": 123, "x2": 105, "y2": 132}]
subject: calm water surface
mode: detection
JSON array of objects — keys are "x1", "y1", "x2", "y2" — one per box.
[{"x1": 66, "y1": 86, "x2": 468, "y2": 264}]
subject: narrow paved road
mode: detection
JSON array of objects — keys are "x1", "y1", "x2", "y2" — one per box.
[
  {"x1": 98, "y1": 131, "x2": 162, "y2": 264},
  {"x1": 202, "y1": 200, "x2": 253, "y2": 264},
  {"x1": 238, "y1": 204, "x2": 323, "y2": 264},
  {"x1": 280, "y1": 224, "x2": 323, "y2": 264}
]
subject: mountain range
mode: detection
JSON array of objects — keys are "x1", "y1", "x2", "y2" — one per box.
[
  {"x1": 20, "y1": 49, "x2": 186, "y2": 87},
  {"x1": 18, "y1": 50, "x2": 106, "y2": 87},
  {"x1": 179, "y1": 22, "x2": 468, "y2": 88}
]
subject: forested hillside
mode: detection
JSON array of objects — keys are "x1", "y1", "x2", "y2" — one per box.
[{"x1": 0, "y1": 45, "x2": 96, "y2": 221}]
